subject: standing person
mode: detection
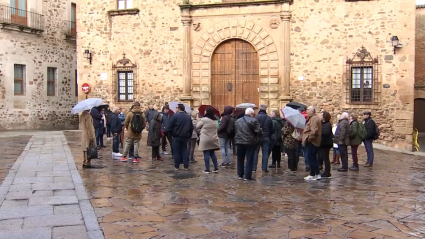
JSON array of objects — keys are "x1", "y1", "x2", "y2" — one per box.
[
  {"x1": 90, "y1": 106, "x2": 103, "y2": 149},
  {"x1": 363, "y1": 111, "x2": 377, "y2": 167},
  {"x1": 98, "y1": 108, "x2": 107, "y2": 148},
  {"x1": 331, "y1": 114, "x2": 341, "y2": 165},
  {"x1": 118, "y1": 109, "x2": 125, "y2": 148},
  {"x1": 282, "y1": 121, "x2": 299, "y2": 171},
  {"x1": 147, "y1": 112, "x2": 163, "y2": 161},
  {"x1": 120, "y1": 102, "x2": 145, "y2": 163},
  {"x1": 80, "y1": 110, "x2": 96, "y2": 168},
  {"x1": 105, "y1": 106, "x2": 113, "y2": 141},
  {"x1": 165, "y1": 104, "x2": 193, "y2": 170},
  {"x1": 217, "y1": 106, "x2": 235, "y2": 167},
  {"x1": 349, "y1": 113, "x2": 362, "y2": 171},
  {"x1": 109, "y1": 107, "x2": 123, "y2": 159},
  {"x1": 160, "y1": 105, "x2": 172, "y2": 155},
  {"x1": 319, "y1": 111, "x2": 333, "y2": 178},
  {"x1": 235, "y1": 108, "x2": 261, "y2": 181},
  {"x1": 269, "y1": 110, "x2": 284, "y2": 169},
  {"x1": 145, "y1": 105, "x2": 158, "y2": 130},
  {"x1": 196, "y1": 107, "x2": 220, "y2": 173},
  {"x1": 334, "y1": 112, "x2": 350, "y2": 172},
  {"x1": 302, "y1": 106, "x2": 322, "y2": 181},
  {"x1": 188, "y1": 111, "x2": 198, "y2": 163},
  {"x1": 253, "y1": 105, "x2": 273, "y2": 173}
]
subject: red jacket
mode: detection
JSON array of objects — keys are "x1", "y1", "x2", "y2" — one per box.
[{"x1": 301, "y1": 111, "x2": 308, "y2": 119}]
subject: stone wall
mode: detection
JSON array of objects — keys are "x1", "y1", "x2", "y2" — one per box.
[
  {"x1": 416, "y1": 7, "x2": 425, "y2": 87},
  {"x1": 0, "y1": 0, "x2": 78, "y2": 130}
]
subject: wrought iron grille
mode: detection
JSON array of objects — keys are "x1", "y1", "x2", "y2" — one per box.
[
  {"x1": 0, "y1": 5, "x2": 44, "y2": 31},
  {"x1": 64, "y1": 20, "x2": 76, "y2": 38},
  {"x1": 345, "y1": 46, "x2": 380, "y2": 104},
  {"x1": 112, "y1": 53, "x2": 138, "y2": 102}
]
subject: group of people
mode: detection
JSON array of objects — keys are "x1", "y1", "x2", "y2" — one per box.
[{"x1": 79, "y1": 101, "x2": 379, "y2": 182}]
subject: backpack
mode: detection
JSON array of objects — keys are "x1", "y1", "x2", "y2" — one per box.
[
  {"x1": 357, "y1": 122, "x2": 367, "y2": 140},
  {"x1": 130, "y1": 112, "x2": 144, "y2": 134},
  {"x1": 226, "y1": 115, "x2": 237, "y2": 139}
]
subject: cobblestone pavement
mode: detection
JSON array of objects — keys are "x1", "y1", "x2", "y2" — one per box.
[
  {"x1": 63, "y1": 130, "x2": 425, "y2": 239},
  {"x1": 0, "y1": 135, "x2": 31, "y2": 185},
  {"x1": 0, "y1": 131, "x2": 103, "y2": 239}
]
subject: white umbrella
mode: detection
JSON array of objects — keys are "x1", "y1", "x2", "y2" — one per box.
[
  {"x1": 71, "y1": 98, "x2": 104, "y2": 114},
  {"x1": 236, "y1": 103, "x2": 258, "y2": 109},
  {"x1": 281, "y1": 106, "x2": 306, "y2": 130},
  {"x1": 168, "y1": 101, "x2": 192, "y2": 114}
]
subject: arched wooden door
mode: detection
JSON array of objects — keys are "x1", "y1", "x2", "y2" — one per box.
[
  {"x1": 211, "y1": 39, "x2": 259, "y2": 112},
  {"x1": 414, "y1": 98, "x2": 425, "y2": 132}
]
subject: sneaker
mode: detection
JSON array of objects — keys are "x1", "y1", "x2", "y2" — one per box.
[
  {"x1": 226, "y1": 163, "x2": 232, "y2": 166},
  {"x1": 219, "y1": 163, "x2": 226, "y2": 167},
  {"x1": 321, "y1": 174, "x2": 332, "y2": 179},
  {"x1": 190, "y1": 159, "x2": 197, "y2": 163},
  {"x1": 115, "y1": 153, "x2": 123, "y2": 157},
  {"x1": 244, "y1": 178, "x2": 255, "y2": 181},
  {"x1": 238, "y1": 176, "x2": 243, "y2": 180},
  {"x1": 203, "y1": 170, "x2": 210, "y2": 174},
  {"x1": 120, "y1": 157, "x2": 128, "y2": 162},
  {"x1": 338, "y1": 168, "x2": 348, "y2": 172},
  {"x1": 129, "y1": 157, "x2": 134, "y2": 161},
  {"x1": 349, "y1": 166, "x2": 359, "y2": 171},
  {"x1": 364, "y1": 163, "x2": 373, "y2": 167},
  {"x1": 184, "y1": 168, "x2": 189, "y2": 171},
  {"x1": 212, "y1": 169, "x2": 219, "y2": 173},
  {"x1": 304, "y1": 175, "x2": 317, "y2": 181},
  {"x1": 315, "y1": 174, "x2": 322, "y2": 180},
  {"x1": 174, "y1": 167, "x2": 179, "y2": 171},
  {"x1": 111, "y1": 152, "x2": 116, "y2": 158},
  {"x1": 252, "y1": 170, "x2": 257, "y2": 173},
  {"x1": 133, "y1": 158, "x2": 140, "y2": 163},
  {"x1": 162, "y1": 151, "x2": 169, "y2": 155}
]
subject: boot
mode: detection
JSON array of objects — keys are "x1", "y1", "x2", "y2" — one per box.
[
  {"x1": 269, "y1": 159, "x2": 276, "y2": 168},
  {"x1": 277, "y1": 160, "x2": 281, "y2": 169}
]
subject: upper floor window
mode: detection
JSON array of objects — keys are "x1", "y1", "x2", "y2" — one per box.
[
  {"x1": 47, "y1": 67, "x2": 57, "y2": 96},
  {"x1": 345, "y1": 47, "x2": 380, "y2": 104},
  {"x1": 71, "y1": 3, "x2": 76, "y2": 34},
  {"x1": 118, "y1": 0, "x2": 133, "y2": 9},
  {"x1": 10, "y1": 0, "x2": 27, "y2": 26},
  {"x1": 14, "y1": 64, "x2": 25, "y2": 96}
]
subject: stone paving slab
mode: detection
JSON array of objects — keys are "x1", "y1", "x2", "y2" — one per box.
[{"x1": 0, "y1": 132, "x2": 104, "y2": 239}]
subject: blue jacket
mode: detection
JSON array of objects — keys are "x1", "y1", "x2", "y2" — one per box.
[
  {"x1": 255, "y1": 110, "x2": 273, "y2": 139},
  {"x1": 118, "y1": 113, "x2": 125, "y2": 126},
  {"x1": 90, "y1": 107, "x2": 102, "y2": 128},
  {"x1": 161, "y1": 112, "x2": 170, "y2": 130},
  {"x1": 109, "y1": 113, "x2": 122, "y2": 134},
  {"x1": 165, "y1": 111, "x2": 193, "y2": 138}
]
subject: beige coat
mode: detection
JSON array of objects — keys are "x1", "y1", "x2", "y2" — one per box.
[
  {"x1": 196, "y1": 117, "x2": 220, "y2": 151},
  {"x1": 80, "y1": 111, "x2": 95, "y2": 152},
  {"x1": 302, "y1": 114, "x2": 322, "y2": 147}
]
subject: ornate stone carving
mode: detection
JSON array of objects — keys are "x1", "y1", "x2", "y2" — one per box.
[
  {"x1": 269, "y1": 17, "x2": 280, "y2": 29},
  {"x1": 192, "y1": 22, "x2": 201, "y2": 31}
]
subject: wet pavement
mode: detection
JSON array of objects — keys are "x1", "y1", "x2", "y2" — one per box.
[
  {"x1": 62, "y1": 130, "x2": 425, "y2": 239},
  {"x1": 0, "y1": 135, "x2": 31, "y2": 185}
]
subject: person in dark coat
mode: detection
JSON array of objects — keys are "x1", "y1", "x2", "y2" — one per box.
[
  {"x1": 105, "y1": 107, "x2": 113, "y2": 140},
  {"x1": 165, "y1": 104, "x2": 193, "y2": 170},
  {"x1": 160, "y1": 105, "x2": 172, "y2": 155},
  {"x1": 363, "y1": 111, "x2": 377, "y2": 167},
  {"x1": 319, "y1": 111, "x2": 333, "y2": 178},
  {"x1": 145, "y1": 105, "x2": 158, "y2": 129},
  {"x1": 349, "y1": 113, "x2": 362, "y2": 171},
  {"x1": 334, "y1": 112, "x2": 350, "y2": 172},
  {"x1": 147, "y1": 112, "x2": 163, "y2": 161},
  {"x1": 269, "y1": 110, "x2": 284, "y2": 169},
  {"x1": 90, "y1": 106, "x2": 103, "y2": 149},
  {"x1": 253, "y1": 104, "x2": 273, "y2": 173},
  {"x1": 217, "y1": 106, "x2": 235, "y2": 166},
  {"x1": 109, "y1": 107, "x2": 123, "y2": 159}
]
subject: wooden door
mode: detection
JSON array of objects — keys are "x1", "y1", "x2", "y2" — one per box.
[
  {"x1": 10, "y1": 0, "x2": 27, "y2": 26},
  {"x1": 211, "y1": 39, "x2": 259, "y2": 112},
  {"x1": 415, "y1": 99, "x2": 425, "y2": 132}
]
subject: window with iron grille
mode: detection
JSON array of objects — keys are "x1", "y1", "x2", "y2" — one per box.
[
  {"x1": 14, "y1": 64, "x2": 25, "y2": 95},
  {"x1": 118, "y1": 71, "x2": 133, "y2": 101},
  {"x1": 346, "y1": 47, "x2": 380, "y2": 104},
  {"x1": 47, "y1": 67, "x2": 57, "y2": 96},
  {"x1": 117, "y1": 0, "x2": 133, "y2": 9}
]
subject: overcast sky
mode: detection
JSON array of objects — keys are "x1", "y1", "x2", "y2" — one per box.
[{"x1": 418, "y1": 0, "x2": 425, "y2": 4}]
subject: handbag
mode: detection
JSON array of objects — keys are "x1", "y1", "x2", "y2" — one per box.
[
  {"x1": 86, "y1": 140, "x2": 98, "y2": 160},
  {"x1": 291, "y1": 129, "x2": 302, "y2": 141}
]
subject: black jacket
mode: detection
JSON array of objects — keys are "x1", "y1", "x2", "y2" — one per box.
[
  {"x1": 165, "y1": 111, "x2": 193, "y2": 138},
  {"x1": 109, "y1": 113, "x2": 122, "y2": 134},
  {"x1": 255, "y1": 110, "x2": 273, "y2": 139},
  {"x1": 105, "y1": 110, "x2": 113, "y2": 126},
  {"x1": 217, "y1": 106, "x2": 235, "y2": 138},
  {"x1": 271, "y1": 117, "x2": 284, "y2": 145},
  {"x1": 234, "y1": 115, "x2": 261, "y2": 145},
  {"x1": 320, "y1": 121, "x2": 333, "y2": 148},
  {"x1": 364, "y1": 118, "x2": 377, "y2": 140},
  {"x1": 90, "y1": 107, "x2": 102, "y2": 128},
  {"x1": 145, "y1": 109, "x2": 158, "y2": 124}
]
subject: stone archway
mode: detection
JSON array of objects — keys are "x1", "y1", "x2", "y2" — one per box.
[{"x1": 191, "y1": 19, "x2": 279, "y2": 108}]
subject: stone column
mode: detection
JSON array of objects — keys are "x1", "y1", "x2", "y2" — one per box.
[
  {"x1": 181, "y1": 9, "x2": 193, "y2": 105},
  {"x1": 280, "y1": 6, "x2": 292, "y2": 108}
]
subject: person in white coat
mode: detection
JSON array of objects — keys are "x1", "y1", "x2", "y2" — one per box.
[{"x1": 196, "y1": 107, "x2": 220, "y2": 174}]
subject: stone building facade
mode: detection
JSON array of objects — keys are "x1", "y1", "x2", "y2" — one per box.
[
  {"x1": 0, "y1": 0, "x2": 78, "y2": 130},
  {"x1": 77, "y1": 0, "x2": 415, "y2": 150}
]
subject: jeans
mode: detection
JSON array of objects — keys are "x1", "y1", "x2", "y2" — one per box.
[
  {"x1": 286, "y1": 148, "x2": 298, "y2": 171},
  {"x1": 319, "y1": 147, "x2": 331, "y2": 175},
  {"x1": 188, "y1": 138, "x2": 197, "y2": 161},
  {"x1": 123, "y1": 138, "x2": 140, "y2": 158},
  {"x1": 112, "y1": 134, "x2": 120, "y2": 153},
  {"x1": 253, "y1": 138, "x2": 270, "y2": 171},
  {"x1": 339, "y1": 144, "x2": 348, "y2": 170},
  {"x1": 363, "y1": 139, "x2": 374, "y2": 164},
  {"x1": 351, "y1": 145, "x2": 359, "y2": 166},
  {"x1": 306, "y1": 143, "x2": 319, "y2": 176},
  {"x1": 95, "y1": 127, "x2": 103, "y2": 147},
  {"x1": 237, "y1": 145, "x2": 255, "y2": 179},
  {"x1": 172, "y1": 137, "x2": 189, "y2": 169},
  {"x1": 219, "y1": 138, "x2": 232, "y2": 164},
  {"x1": 161, "y1": 132, "x2": 173, "y2": 152},
  {"x1": 203, "y1": 150, "x2": 218, "y2": 171}
]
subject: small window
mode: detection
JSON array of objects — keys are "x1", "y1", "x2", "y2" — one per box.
[
  {"x1": 118, "y1": 71, "x2": 133, "y2": 101},
  {"x1": 14, "y1": 64, "x2": 25, "y2": 95},
  {"x1": 117, "y1": 0, "x2": 133, "y2": 9},
  {"x1": 47, "y1": 67, "x2": 57, "y2": 96}
]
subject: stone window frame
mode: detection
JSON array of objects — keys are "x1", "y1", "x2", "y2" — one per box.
[
  {"x1": 13, "y1": 64, "x2": 26, "y2": 96},
  {"x1": 112, "y1": 53, "x2": 138, "y2": 103},
  {"x1": 47, "y1": 67, "x2": 57, "y2": 96},
  {"x1": 345, "y1": 46, "x2": 380, "y2": 105}
]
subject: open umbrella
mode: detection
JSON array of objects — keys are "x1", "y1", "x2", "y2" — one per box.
[
  {"x1": 281, "y1": 106, "x2": 306, "y2": 130},
  {"x1": 168, "y1": 101, "x2": 192, "y2": 115},
  {"x1": 71, "y1": 98, "x2": 103, "y2": 114},
  {"x1": 234, "y1": 103, "x2": 258, "y2": 117},
  {"x1": 286, "y1": 102, "x2": 307, "y2": 110},
  {"x1": 198, "y1": 105, "x2": 220, "y2": 118}
]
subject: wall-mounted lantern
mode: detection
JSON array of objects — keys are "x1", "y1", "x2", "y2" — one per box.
[
  {"x1": 391, "y1": 36, "x2": 402, "y2": 54},
  {"x1": 84, "y1": 50, "x2": 92, "y2": 65}
]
